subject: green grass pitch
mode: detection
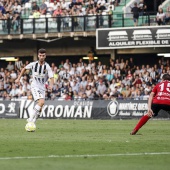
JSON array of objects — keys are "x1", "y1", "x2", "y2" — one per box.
[{"x1": 0, "y1": 119, "x2": 170, "y2": 170}]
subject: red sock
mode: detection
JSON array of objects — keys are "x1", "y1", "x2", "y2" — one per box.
[{"x1": 134, "y1": 115, "x2": 150, "y2": 131}]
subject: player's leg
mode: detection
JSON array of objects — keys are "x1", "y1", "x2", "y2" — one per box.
[
  {"x1": 27, "y1": 88, "x2": 45, "y2": 122},
  {"x1": 130, "y1": 104, "x2": 159, "y2": 135},
  {"x1": 130, "y1": 114, "x2": 150, "y2": 135},
  {"x1": 32, "y1": 98, "x2": 45, "y2": 123}
]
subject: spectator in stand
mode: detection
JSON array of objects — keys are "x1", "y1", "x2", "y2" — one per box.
[
  {"x1": 126, "y1": 70, "x2": 133, "y2": 81},
  {"x1": 131, "y1": 2, "x2": 140, "y2": 26},
  {"x1": 78, "y1": 84, "x2": 85, "y2": 96},
  {"x1": 156, "y1": 8, "x2": 166, "y2": 25},
  {"x1": 129, "y1": 57, "x2": 135, "y2": 69},
  {"x1": 63, "y1": 59, "x2": 71, "y2": 70},
  {"x1": 0, "y1": 10, "x2": 6, "y2": 29},
  {"x1": 121, "y1": 76, "x2": 131, "y2": 86},
  {"x1": 15, "y1": 57, "x2": 23, "y2": 70},
  {"x1": 134, "y1": 90, "x2": 143, "y2": 100},
  {"x1": 119, "y1": 58, "x2": 125, "y2": 70},
  {"x1": 12, "y1": 2, "x2": 22, "y2": 15},
  {"x1": 85, "y1": 85, "x2": 92, "y2": 98},
  {"x1": 61, "y1": 0, "x2": 68, "y2": 10},
  {"x1": 58, "y1": 66, "x2": 65, "y2": 79},
  {"x1": 22, "y1": 81, "x2": 31, "y2": 93},
  {"x1": 47, "y1": 0, "x2": 58, "y2": 15},
  {"x1": 53, "y1": 67, "x2": 59, "y2": 84},
  {"x1": 6, "y1": 62, "x2": 14, "y2": 71},
  {"x1": 10, "y1": 70, "x2": 17, "y2": 82},
  {"x1": 97, "y1": 79, "x2": 106, "y2": 97},
  {"x1": 58, "y1": 61, "x2": 64, "y2": 69},
  {"x1": 39, "y1": 0, "x2": 47, "y2": 15},
  {"x1": 115, "y1": 65, "x2": 121, "y2": 79},
  {"x1": 11, "y1": 12, "x2": 20, "y2": 31},
  {"x1": 132, "y1": 75, "x2": 142, "y2": 87},
  {"x1": 143, "y1": 90, "x2": 150, "y2": 100},
  {"x1": 80, "y1": 76, "x2": 87, "y2": 88},
  {"x1": 0, "y1": 73, "x2": 4, "y2": 82},
  {"x1": 109, "y1": 78, "x2": 116, "y2": 92},
  {"x1": 32, "y1": 1, "x2": 40, "y2": 14},
  {"x1": 144, "y1": 84, "x2": 152, "y2": 93},
  {"x1": 87, "y1": 78, "x2": 94, "y2": 87},
  {"x1": 150, "y1": 67, "x2": 157, "y2": 80},
  {"x1": 9, "y1": 84, "x2": 19, "y2": 98},
  {"x1": 63, "y1": 69, "x2": 70, "y2": 79},
  {"x1": 143, "y1": 70, "x2": 150, "y2": 82},
  {"x1": 138, "y1": 0, "x2": 147, "y2": 16},
  {"x1": 33, "y1": 9, "x2": 41, "y2": 18},
  {"x1": 135, "y1": 66, "x2": 140, "y2": 75},
  {"x1": 121, "y1": 85, "x2": 131, "y2": 99},
  {"x1": 18, "y1": 85, "x2": 24, "y2": 97},
  {"x1": 102, "y1": 93, "x2": 109, "y2": 100},
  {"x1": 71, "y1": 80, "x2": 79, "y2": 93},
  {"x1": 0, "y1": 68, "x2": 5, "y2": 78},
  {"x1": 165, "y1": 6, "x2": 170, "y2": 24},
  {"x1": 0, "y1": 2, "x2": 6, "y2": 14},
  {"x1": 105, "y1": 70, "x2": 113, "y2": 82},
  {"x1": 108, "y1": 2, "x2": 114, "y2": 15}
]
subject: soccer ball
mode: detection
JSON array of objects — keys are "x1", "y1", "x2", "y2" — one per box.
[{"x1": 25, "y1": 122, "x2": 36, "y2": 132}]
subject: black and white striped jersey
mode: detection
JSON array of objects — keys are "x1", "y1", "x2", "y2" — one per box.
[
  {"x1": 15, "y1": 60, "x2": 23, "y2": 70},
  {"x1": 25, "y1": 61, "x2": 53, "y2": 90}
]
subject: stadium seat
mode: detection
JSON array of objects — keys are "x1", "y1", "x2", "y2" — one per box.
[
  {"x1": 46, "y1": 13, "x2": 52, "y2": 18},
  {"x1": 45, "y1": 1, "x2": 50, "y2": 7},
  {"x1": 29, "y1": 15, "x2": 34, "y2": 19},
  {"x1": 23, "y1": 18, "x2": 33, "y2": 30},
  {"x1": 87, "y1": 15, "x2": 96, "y2": 28},
  {"x1": 35, "y1": 18, "x2": 46, "y2": 29},
  {"x1": 24, "y1": 2, "x2": 32, "y2": 9},
  {"x1": 0, "y1": 20, "x2": 2, "y2": 29},
  {"x1": 48, "y1": 19, "x2": 57, "y2": 29}
]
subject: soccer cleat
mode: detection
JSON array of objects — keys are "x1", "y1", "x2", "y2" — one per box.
[{"x1": 130, "y1": 129, "x2": 138, "y2": 135}]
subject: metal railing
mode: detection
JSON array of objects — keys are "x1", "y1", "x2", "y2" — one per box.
[{"x1": 0, "y1": 12, "x2": 169, "y2": 35}]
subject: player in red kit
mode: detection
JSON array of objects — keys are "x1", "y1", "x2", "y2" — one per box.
[{"x1": 130, "y1": 73, "x2": 170, "y2": 135}]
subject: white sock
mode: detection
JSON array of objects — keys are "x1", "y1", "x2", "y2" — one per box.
[
  {"x1": 32, "y1": 112, "x2": 41, "y2": 123},
  {"x1": 29, "y1": 104, "x2": 41, "y2": 122}
]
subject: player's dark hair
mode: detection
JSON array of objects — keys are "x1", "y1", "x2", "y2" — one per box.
[
  {"x1": 162, "y1": 73, "x2": 170, "y2": 81},
  {"x1": 38, "y1": 48, "x2": 46, "y2": 54}
]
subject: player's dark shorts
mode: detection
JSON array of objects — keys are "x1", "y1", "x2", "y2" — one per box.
[{"x1": 151, "y1": 103, "x2": 170, "y2": 117}]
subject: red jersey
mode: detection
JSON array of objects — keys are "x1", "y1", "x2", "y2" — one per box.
[{"x1": 152, "y1": 80, "x2": 170, "y2": 105}]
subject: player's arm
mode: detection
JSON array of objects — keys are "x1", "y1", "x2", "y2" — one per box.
[
  {"x1": 48, "y1": 77, "x2": 54, "y2": 91},
  {"x1": 15, "y1": 63, "x2": 32, "y2": 83},
  {"x1": 47, "y1": 65, "x2": 54, "y2": 91},
  {"x1": 15, "y1": 67, "x2": 27, "y2": 83},
  {"x1": 147, "y1": 92, "x2": 155, "y2": 117}
]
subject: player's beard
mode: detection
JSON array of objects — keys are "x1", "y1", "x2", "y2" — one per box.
[{"x1": 39, "y1": 58, "x2": 45, "y2": 64}]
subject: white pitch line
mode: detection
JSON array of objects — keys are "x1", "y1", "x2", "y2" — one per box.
[{"x1": 0, "y1": 152, "x2": 170, "y2": 160}]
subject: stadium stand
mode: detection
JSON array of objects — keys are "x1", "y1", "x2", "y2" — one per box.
[
  {"x1": 0, "y1": 0, "x2": 170, "y2": 101},
  {"x1": 0, "y1": 0, "x2": 170, "y2": 35},
  {"x1": 0, "y1": 55, "x2": 169, "y2": 101}
]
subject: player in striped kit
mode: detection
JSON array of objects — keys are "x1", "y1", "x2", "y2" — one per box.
[{"x1": 15, "y1": 48, "x2": 54, "y2": 123}]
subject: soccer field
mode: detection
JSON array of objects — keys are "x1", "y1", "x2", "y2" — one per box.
[{"x1": 0, "y1": 119, "x2": 170, "y2": 170}]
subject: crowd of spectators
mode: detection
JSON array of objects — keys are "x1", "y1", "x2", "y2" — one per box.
[
  {"x1": 0, "y1": 54, "x2": 169, "y2": 101},
  {"x1": 0, "y1": 0, "x2": 170, "y2": 31},
  {"x1": 0, "y1": 0, "x2": 116, "y2": 18},
  {"x1": 131, "y1": 0, "x2": 170, "y2": 26},
  {"x1": 156, "y1": 5, "x2": 170, "y2": 25},
  {"x1": 0, "y1": 0, "x2": 119, "y2": 31}
]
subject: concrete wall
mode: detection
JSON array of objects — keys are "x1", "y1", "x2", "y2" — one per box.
[{"x1": 0, "y1": 38, "x2": 170, "y2": 59}]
